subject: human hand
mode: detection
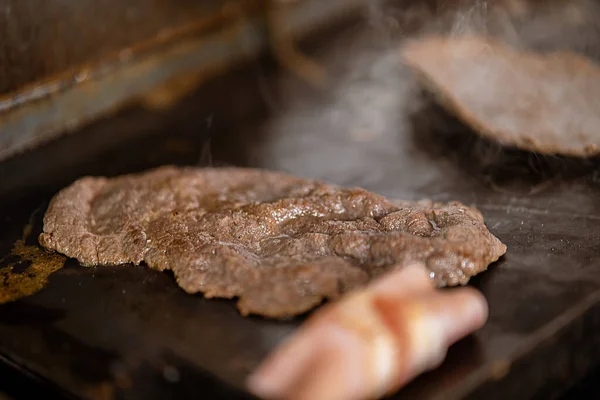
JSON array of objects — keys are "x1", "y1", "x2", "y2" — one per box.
[{"x1": 247, "y1": 263, "x2": 488, "y2": 400}]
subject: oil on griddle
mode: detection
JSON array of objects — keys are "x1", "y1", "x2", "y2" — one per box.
[
  {"x1": 38, "y1": 166, "x2": 505, "y2": 318},
  {"x1": 0, "y1": 210, "x2": 66, "y2": 304}
]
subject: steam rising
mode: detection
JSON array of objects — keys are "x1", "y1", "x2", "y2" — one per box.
[
  {"x1": 249, "y1": 0, "x2": 600, "y2": 193},
  {"x1": 198, "y1": 113, "x2": 214, "y2": 167}
]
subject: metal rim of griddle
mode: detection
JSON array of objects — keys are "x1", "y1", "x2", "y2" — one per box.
[{"x1": 0, "y1": 0, "x2": 370, "y2": 162}]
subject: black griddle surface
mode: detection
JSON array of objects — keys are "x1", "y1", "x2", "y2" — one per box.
[{"x1": 2, "y1": 2, "x2": 600, "y2": 399}]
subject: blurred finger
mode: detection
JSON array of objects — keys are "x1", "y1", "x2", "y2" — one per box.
[{"x1": 371, "y1": 262, "x2": 433, "y2": 296}]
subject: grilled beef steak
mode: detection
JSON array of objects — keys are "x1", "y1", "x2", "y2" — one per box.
[
  {"x1": 39, "y1": 166, "x2": 506, "y2": 318},
  {"x1": 403, "y1": 36, "x2": 600, "y2": 157}
]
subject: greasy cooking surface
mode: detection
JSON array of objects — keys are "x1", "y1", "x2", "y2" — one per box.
[
  {"x1": 1, "y1": 0, "x2": 600, "y2": 399},
  {"x1": 39, "y1": 166, "x2": 505, "y2": 317},
  {"x1": 402, "y1": 36, "x2": 600, "y2": 157}
]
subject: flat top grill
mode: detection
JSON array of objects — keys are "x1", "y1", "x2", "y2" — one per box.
[{"x1": 1, "y1": 1, "x2": 600, "y2": 399}]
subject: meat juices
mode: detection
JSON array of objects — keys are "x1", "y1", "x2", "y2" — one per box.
[
  {"x1": 402, "y1": 36, "x2": 600, "y2": 157},
  {"x1": 39, "y1": 166, "x2": 506, "y2": 318}
]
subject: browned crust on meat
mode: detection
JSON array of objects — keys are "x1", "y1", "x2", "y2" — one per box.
[
  {"x1": 402, "y1": 36, "x2": 600, "y2": 157},
  {"x1": 39, "y1": 166, "x2": 506, "y2": 318}
]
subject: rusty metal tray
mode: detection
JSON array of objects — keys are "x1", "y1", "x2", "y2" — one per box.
[
  {"x1": 2, "y1": 1, "x2": 600, "y2": 399},
  {"x1": 0, "y1": 0, "x2": 368, "y2": 161}
]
